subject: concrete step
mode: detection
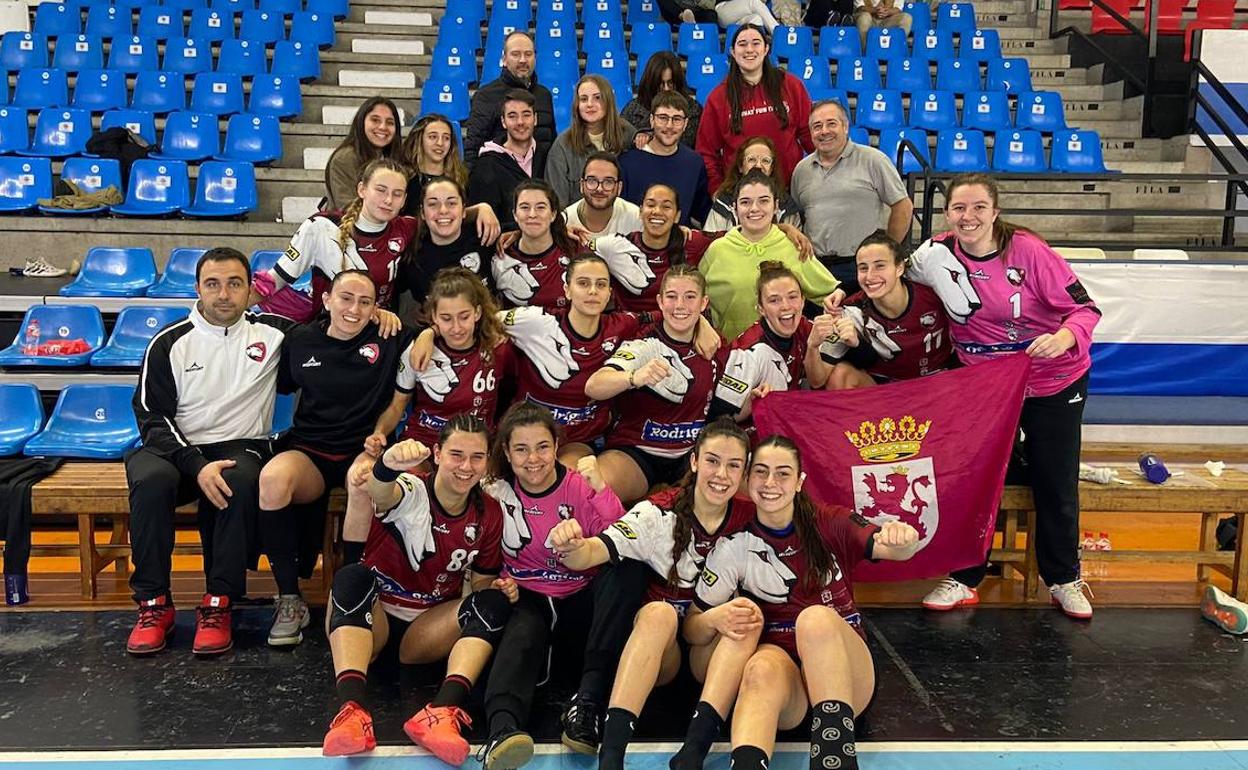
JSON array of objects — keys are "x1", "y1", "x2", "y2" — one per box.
[
  {"x1": 337, "y1": 69, "x2": 417, "y2": 89},
  {"x1": 319, "y1": 101, "x2": 416, "y2": 125},
  {"x1": 362, "y1": 10, "x2": 434, "y2": 26}
]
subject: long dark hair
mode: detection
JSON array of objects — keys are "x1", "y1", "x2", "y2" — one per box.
[
  {"x1": 665, "y1": 418, "x2": 751, "y2": 585},
  {"x1": 641, "y1": 183, "x2": 688, "y2": 267},
  {"x1": 326, "y1": 96, "x2": 403, "y2": 195},
  {"x1": 511, "y1": 178, "x2": 579, "y2": 258},
  {"x1": 944, "y1": 173, "x2": 1034, "y2": 257},
  {"x1": 754, "y1": 435, "x2": 833, "y2": 590},
  {"x1": 487, "y1": 402, "x2": 560, "y2": 484},
  {"x1": 726, "y1": 24, "x2": 789, "y2": 135},
  {"x1": 636, "y1": 50, "x2": 694, "y2": 114}
]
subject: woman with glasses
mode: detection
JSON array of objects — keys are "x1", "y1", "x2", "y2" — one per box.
[
  {"x1": 546, "y1": 75, "x2": 637, "y2": 209},
  {"x1": 703, "y1": 136, "x2": 801, "y2": 232}
]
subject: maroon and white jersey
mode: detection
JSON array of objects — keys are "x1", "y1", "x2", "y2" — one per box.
[
  {"x1": 594, "y1": 230, "x2": 715, "y2": 313},
  {"x1": 492, "y1": 242, "x2": 572, "y2": 312},
  {"x1": 504, "y1": 306, "x2": 652, "y2": 444},
  {"x1": 714, "y1": 318, "x2": 812, "y2": 410},
  {"x1": 695, "y1": 507, "x2": 879, "y2": 652},
  {"x1": 599, "y1": 487, "x2": 756, "y2": 612},
  {"x1": 396, "y1": 337, "x2": 514, "y2": 445},
  {"x1": 603, "y1": 327, "x2": 728, "y2": 458},
  {"x1": 363, "y1": 473, "x2": 503, "y2": 621},
  {"x1": 820, "y1": 280, "x2": 954, "y2": 383}
]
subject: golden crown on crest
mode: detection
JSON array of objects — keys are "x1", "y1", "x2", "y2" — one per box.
[{"x1": 844, "y1": 415, "x2": 931, "y2": 463}]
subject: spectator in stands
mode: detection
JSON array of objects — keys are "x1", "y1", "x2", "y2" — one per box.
[
  {"x1": 546, "y1": 75, "x2": 637, "y2": 209},
  {"x1": 789, "y1": 99, "x2": 912, "y2": 291},
  {"x1": 619, "y1": 92, "x2": 712, "y2": 226},
  {"x1": 400, "y1": 113, "x2": 469, "y2": 216},
  {"x1": 854, "y1": 0, "x2": 912, "y2": 48},
  {"x1": 715, "y1": 0, "x2": 781, "y2": 31},
  {"x1": 704, "y1": 136, "x2": 801, "y2": 231},
  {"x1": 124, "y1": 248, "x2": 294, "y2": 657},
  {"x1": 564, "y1": 153, "x2": 642, "y2": 238},
  {"x1": 469, "y1": 90, "x2": 545, "y2": 230},
  {"x1": 656, "y1": 0, "x2": 716, "y2": 24},
  {"x1": 697, "y1": 25, "x2": 812, "y2": 194},
  {"x1": 622, "y1": 52, "x2": 702, "y2": 148},
  {"x1": 463, "y1": 32, "x2": 556, "y2": 170},
  {"x1": 324, "y1": 97, "x2": 403, "y2": 211}
]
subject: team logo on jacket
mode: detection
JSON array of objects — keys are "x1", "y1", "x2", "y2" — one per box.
[
  {"x1": 846, "y1": 416, "x2": 939, "y2": 547},
  {"x1": 920, "y1": 311, "x2": 938, "y2": 328},
  {"x1": 359, "y1": 343, "x2": 380, "y2": 363},
  {"x1": 1006, "y1": 266, "x2": 1026, "y2": 286},
  {"x1": 245, "y1": 341, "x2": 267, "y2": 362},
  {"x1": 464, "y1": 523, "x2": 479, "y2": 544},
  {"x1": 461, "y1": 251, "x2": 481, "y2": 273}
]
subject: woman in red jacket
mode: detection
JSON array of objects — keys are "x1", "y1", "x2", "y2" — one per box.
[{"x1": 696, "y1": 24, "x2": 813, "y2": 193}]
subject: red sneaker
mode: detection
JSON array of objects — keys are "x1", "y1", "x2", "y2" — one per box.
[
  {"x1": 323, "y1": 701, "x2": 376, "y2": 756},
  {"x1": 405, "y1": 705, "x2": 472, "y2": 766},
  {"x1": 127, "y1": 596, "x2": 175, "y2": 655},
  {"x1": 192, "y1": 594, "x2": 232, "y2": 655}
]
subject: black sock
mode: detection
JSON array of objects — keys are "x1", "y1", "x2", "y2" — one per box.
[
  {"x1": 489, "y1": 709, "x2": 520, "y2": 736},
  {"x1": 578, "y1": 668, "x2": 612, "y2": 705},
  {"x1": 342, "y1": 540, "x2": 364, "y2": 565},
  {"x1": 810, "y1": 700, "x2": 858, "y2": 770},
  {"x1": 335, "y1": 669, "x2": 367, "y2": 707},
  {"x1": 599, "y1": 707, "x2": 637, "y2": 770},
  {"x1": 669, "y1": 701, "x2": 724, "y2": 770},
  {"x1": 431, "y1": 674, "x2": 471, "y2": 708},
  {"x1": 729, "y1": 745, "x2": 769, "y2": 770}
]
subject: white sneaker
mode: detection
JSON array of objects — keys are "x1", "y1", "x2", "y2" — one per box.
[
  {"x1": 1049, "y1": 580, "x2": 1093, "y2": 619},
  {"x1": 23, "y1": 256, "x2": 67, "y2": 278},
  {"x1": 921, "y1": 577, "x2": 980, "y2": 611}
]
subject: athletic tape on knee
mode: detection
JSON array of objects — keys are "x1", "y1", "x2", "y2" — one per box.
[
  {"x1": 328, "y1": 562, "x2": 378, "y2": 633},
  {"x1": 457, "y1": 588, "x2": 511, "y2": 646}
]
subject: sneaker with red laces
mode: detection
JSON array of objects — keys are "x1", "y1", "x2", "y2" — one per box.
[
  {"x1": 192, "y1": 594, "x2": 233, "y2": 655},
  {"x1": 405, "y1": 704, "x2": 472, "y2": 766},
  {"x1": 323, "y1": 701, "x2": 376, "y2": 756},
  {"x1": 127, "y1": 596, "x2": 176, "y2": 655}
]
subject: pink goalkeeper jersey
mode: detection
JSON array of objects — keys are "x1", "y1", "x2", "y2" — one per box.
[{"x1": 907, "y1": 230, "x2": 1100, "y2": 397}]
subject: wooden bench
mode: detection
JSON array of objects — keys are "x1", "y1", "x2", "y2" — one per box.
[{"x1": 29, "y1": 462, "x2": 346, "y2": 599}]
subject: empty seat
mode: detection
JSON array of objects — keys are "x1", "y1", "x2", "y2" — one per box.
[
  {"x1": 435, "y1": 16, "x2": 484, "y2": 61},
  {"x1": 935, "y1": 128, "x2": 988, "y2": 171},
  {"x1": 865, "y1": 27, "x2": 908, "y2": 61},
  {"x1": 290, "y1": 12, "x2": 334, "y2": 48},
  {"x1": 20, "y1": 108, "x2": 90, "y2": 157},
  {"x1": 0, "y1": 304, "x2": 105, "y2": 366},
  {"x1": 960, "y1": 28, "x2": 1000, "y2": 61},
  {"x1": 60, "y1": 247, "x2": 159, "y2": 296},
  {"x1": 1184, "y1": 0, "x2": 1236, "y2": 59},
  {"x1": 259, "y1": 0, "x2": 301, "y2": 15},
  {"x1": 23, "y1": 385, "x2": 140, "y2": 460},
  {"x1": 686, "y1": 53, "x2": 727, "y2": 94},
  {"x1": 132, "y1": 70, "x2": 187, "y2": 114},
  {"x1": 164, "y1": 0, "x2": 210, "y2": 11},
  {"x1": 271, "y1": 39, "x2": 320, "y2": 80},
  {"x1": 792, "y1": 55, "x2": 832, "y2": 92},
  {"x1": 991, "y1": 128, "x2": 1046, "y2": 172},
  {"x1": 1015, "y1": 90, "x2": 1066, "y2": 132},
  {"x1": 986, "y1": 57, "x2": 1032, "y2": 93},
  {"x1": 479, "y1": 31, "x2": 506, "y2": 83},
  {"x1": 85, "y1": 4, "x2": 132, "y2": 38},
  {"x1": 0, "y1": 107, "x2": 29, "y2": 154},
  {"x1": 773, "y1": 25, "x2": 814, "y2": 61},
  {"x1": 218, "y1": 112, "x2": 280, "y2": 162},
  {"x1": 250, "y1": 248, "x2": 310, "y2": 290},
  {"x1": 190, "y1": 72, "x2": 245, "y2": 115},
  {"x1": 629, "y1": 21, "x2": 672, "y2": 61},
  {"x1": 217, "y1": 38, "x2": 268, "y2": 76},
  {"x1": 818, "y1": 25, "x2": 860, "y2": 59},
  {"x1": 182, "y1": 160, "x2": 257, "y2": 217},
  {"x1": 678, "y1": 23, "x2": 719, "y2": 58},
  {"x1": 1, "y1": 32, "x2": 49, "y2": 71},
  {"x1": 52, "y1": 33, "x2": 103, "y2": 71},
  {"x1": 1051, "y1": 128, "x2": 1107, "y2": 172},
  {"x1": 110, "y1": 159, "x2": 190, "y2": 216},
  {"x1": 107, "y1": 35, "x2": 160, "y2": 72},
  {"x1": 1091, "y1": 0, "x2": 1134, "y2": 33},
  {"x1": 188, "y1": 9, "x2": 235, "y2": 43},
  {"x1": 856, "y1": 89, "x2": 904, "y2": 131},
  {"x1": 248, "y1": 74, "x2": 302, "y2": 118},
  {"x1": 0, "y1": 157, "x2": 52, "y2": 211},
  {"x1": 137, "y1": 6, "x2": 185, "y2": 40},
  {"x1": 628, "y1": 0, "x2": 662, "y2": 22},
  {"x1": 836, "y1": 57, "x2": 881, "y2": 93},
  {"x1": 909, "y1": 89, "x2": 958, "y2": 132},
  {"x1": 101, "y1": 109, "x2": 158, "y2": 144},
  {"x1": 239, "y1": 10, "x2": 284, "y2": 43},
  {"x1": 914, "y1": 29, "x2": 955, "y2": 61},
  {"x1": 72, "y1": 69, "x2": 127, "y2": 111},
  {"x1": 961, "y1": 90, "x2": 1011, "y2": 132},
  {"x1": 582, "y1": 20, "x2": 626, "y2": 57},
  {"x1": 213, "y1": 0, "x2": 257, "y2": 13},
  {"x1": 420, "y1": 79, "x2": 471, "y2": 123},
  {"x1": 538, "y1": 45, "x2": 579, "y2": 85},
  {"x1": 490, "y1": 0, "x2": 532, "y2": 29},
  {"x1": 549, "y1": 81, "x2": 572, "y2": 132},
  {"x1": 153, "y1": 110, "x2": 219, "y2": 160},
  {"x1": 880, "y1": 126, "x2": 932, "y2": 173},
  {"x1": 147, "y1": 248, "x2": 206, "y2": 297},
  {"x1": 91, "y1": 305, "x2": 191, "y2": 366},
  {"x1": 0, "y1": 384, "x2": 43, "y2": 456},
  {"x1": 33, "y1": 4, "x2": 81, "y2": 38},
  {"x1": 902, "y1": 1, "x2": 932, "y2": 36},
  {"x1": 537, "y1": 1, "x2": 577, "y2": 31},
  {"x1": 13, "y1": 68, "x2": 69, "y2": 110},
  {"x1": 888, "y1": 57, "x2": 932, "y2": 95},
  {"x1": 806, "y1": 86, "x2": 850, "y2": 111},
  {"x1": 937, "y1": 1, "x2": 976, "y2": 35},
  {"x1": 307, "y1": 0, "x2": 349, "y2": 18},
  {"x1": 581, "y1": 0, "x2": 622, "y2": 31},
  {"x1": 435, "y1": 43, "x2": 479, "y2": 86},
  {"x1": 38, "y1": 156, "x2": 122, "y2": 215},
  {"x1": 936, "y1": 57, "x2": 981, "y2": 94},
  {"x1": 163, "y1": 37, "x2": 213, "y2": 74},
  {"x1": 585, "y1": 51, "x2": 633, "y2": 103}
]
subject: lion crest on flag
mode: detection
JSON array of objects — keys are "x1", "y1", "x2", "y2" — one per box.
[{"x1": 846, "y1": 416, "x2": 939, "y2": 548}]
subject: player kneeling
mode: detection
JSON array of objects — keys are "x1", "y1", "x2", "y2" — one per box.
[{"x1": 322, "y1": 416, "x2": 517, "y2": 763}]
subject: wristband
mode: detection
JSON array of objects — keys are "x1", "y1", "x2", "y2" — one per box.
[{"x1": 372, "y1": 456, "x2": 402, "y2": 483}]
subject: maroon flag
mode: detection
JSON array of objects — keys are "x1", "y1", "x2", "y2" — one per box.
[{"x1": 753, "y1": 353, "x2": 1031, "y2": 581}]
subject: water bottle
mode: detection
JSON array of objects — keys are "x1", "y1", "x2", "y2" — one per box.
[
  {"x1": 5, "y1": 573, "x2": 29, "y2": 606},
  {"x1": 21, "y1": 318, "x2": 39, "y2": 355},
  {"x1": 1080, "y1": 531, "x2": 1095, "y2": 551},
  {"x1": 1138, "y1": 453, "x2": 1171, "y2": 484},
  {"x1": 1096, "y1": 532, "x2": 1112, "y2": 552}
]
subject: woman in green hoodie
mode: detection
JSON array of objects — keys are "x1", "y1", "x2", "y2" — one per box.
[{"x1": 698, "y1": 169, "x2": 841, "y2": 340}]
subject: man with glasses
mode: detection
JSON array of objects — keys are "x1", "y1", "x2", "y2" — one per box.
[
  {"x1": 619, "y1": 91, "x2": 712, "y2": 227},
  {"x1": 563, "y1": 152, "x2": 642, "y2": 238}
]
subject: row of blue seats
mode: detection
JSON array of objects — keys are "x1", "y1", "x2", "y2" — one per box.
[
  {"x1": 815, "y1": 88, "x2": 1069, "y2": 134},
  {"x1": 37, "y1": 0, "x2": 347, "y2": 17},
  {"x1": 31, "y1": 4, "x2": 337, "y2": 47},
  {"x1": 1, "y1": 33, "x2": 321, "y2": 79},
  {"x1": 449, "y1": 0, "x2": 664, "y2": 25},
  {"x1": 0, "y1": 70, "x2": 302, "y2": 118},
  {"x1": 0, "y1": 157, "x2": 257, "y2": 216},
  {"x1": 881, "y1": 126, "x2": 1108, "y2": 173}
]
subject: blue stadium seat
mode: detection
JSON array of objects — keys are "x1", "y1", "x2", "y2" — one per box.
[
  {"x1": 628, "y1": 0, "x2": 662, "y2": 23},
  {"x1": 480, "y1": 28, "x2": 509, "y2": 83},
  {"x1": 85, "y1": 4, "x2": 132, "y2": 39},
  {"x1": 545, "y1": 82, "x2": 570, "y2": 132},
  {"x1": 182, "y1": 160, "x2": 257, "y2": 217},
  {"x1": 164, "y1": 37, "x2": 213, "y2": 74},
  {"x1": 153, "y1": 110, "x2": 219, "y2": 160},
  {"x1": 960, "y1": 28, "x2": 1000, "y2": 62},
  {"x1": 902, "y1": 1, "x2": 932, "y2": 37},
  {"x1": 880, "y1": 126, "x2": 932, "y2": 173},
  {"x1": 961, "y1": 90, "x2": 1011, "y2": 132},
  {"x1": 60, "y1": 247, "x2": 159, "y2": 296},
  {"x1": 0, "y1": 108, "x2": 28, "y2": 153},
  {"x1": 0, "y1": 305, "x2": 104, "y2": 367},
  {"x1": 887, "y1": 57, "x2": 931, "y2": 94},
  {"x1": 164, "y1": 0, "x2": 209, "y2": 11},
  {"x1": 259, "y1": 0, "x2": 300, "y2": 14},
  {"x1": 435, "y1": 16, "x2": 483, "y2": 61},
  {"x1": 536, "y1": 45, "x2": 578, "y2": 86},
  {"x1": 819, "y1": 26, "x2": 860, "y2": 60},
  {"x1": 585, "y1": 51, "x2": 633, "y2": 103},
  {"x1": 535, "y1": 16, "x2": 575, "y2": 52},
  {"x1": 937, "y1": 1, "x2": 976, "y2": 35},
  {"x1": 583, "y1": 18, "x2": 625, "y2": 51},
  {"x1": 33, "y1": 4, "x2": 81, "y2": 38},
  {"x1": 1051, "y1": 128, "x2": 1107, "y2": 172},
  {"x1": 137, "y1": 6, "x2": 184, "y2": 39},
  {"x1": 678, "y1": 23, "x2": 719, "y2": 58},
  {"x1": 38, "y1": 156, "x2": 121, "y2": 214},
  {"x1": 581, "y1": 0, "x2": 622, "y2": 30},
  {"x1": 218, "y1": 112, "x2": 280, "y2": 162},
  {"x1": 935, "y1": 57, "x2": 981, "y2": 94},
  {"x1": 909, "y1": 89, "x2": 958, "y2": 132},
  {"x1": 306, "y1": 0, "x2": 348, "y2": 18},
  {"x1": 629, "y1": 20, "x2": 671, "y2": 58},
  {"x1": 1015, "y1": 90, "x2": 1066, "y2": 132},
  {"x1": 107, "y1": 35, "x2": 159, "y2": 72},
  {"x1": 217, "y1": 39, "x2": 268, "y2": 76},
  {"x1": 239, "y1": 10, "x2": 283, "y2": 42},
  {"x1": 836, "y1": 57, "x2": 881, "y2": 93},
  {"x1": 865, "y1": 27, "x2": 908, "y2": 61},
  {"x1": 90, "y1": 305, "x2": 190, "y2": 366},
  {"x1": 21, "y1": 108, "x2": 91, "y2": 157},
  {"x1": 212, "y1": 0, "x2": 257, "y2": 13},
  {"x1": 1, "y1": 32, "x2": 49, "y2": 71},
  {"x1": 807, "y1": 86, "x2": 850, "y2": 111},
  {"x1": 249, "y1": 74, "x2": 302, "y2": 118},
  {"x1": 986, "y1": 57, "x2": 1031, "y2": 93},
  {"x1": 23, "y1": 385, "x2": 140, "y2": 460},
  {"x1": 72, "y1": 69, "x2": 127, "y2": 111},
  {"x1": 420, "y1": 79, "x2": 470, "y2": 123},
  {"x1": 935, "y1": 127, "x2": 988, "y2": 171},
  {"x1": 686, "y1": 53, "x2": 727, "y2": 94},
  {"x1": 791, "y1": 55, "x2": 831, "y2": 92},
  {"x1": 190, "y1": 72, "x2": 245, "y2": 115},
  {"x1": 848, "y1": 125, "x2": 870, "y2": 145},
  {"x1": 773, "y1": 25, "x2": 814, "y2": 61},
  {"x1": 52, "y1": 34, "x2": 103, "y2": 71},
  {"x1": 252, "y1": 247, "x2": 308, "y2": 289},
  {"x1": 290, "y1": 12, "x2": 335, "y2": 48},
  {"x1": 992, "y1": 128, "x2": 1046, "y2": 172},
  {"x1": 101, "y1": 109, "x2": 158, "y2": 143},
  {"x1": 450, "y1": 0, "x2": 486, "y2": 24},
  {"x1": 489, "y1": 0, "x2": 531, "y2": 35},
  {"x1": 110, "y1": 159, "x2": 190, "y2": 216},
  {"x1": 432, "y1": 43, "x2": 479, "y2": 86},
  {"x1": 271, "y1": 40, "x2": 320, "y2": 81},
  {"x1": 188, "y1": 9, "x2": 235, "y2": 43},
  {"x1": 0, "y1": 384, "x2": 43, "y2": 456},
  {"x1": 537, "y1": 0, "x2": 577, "y2": 30},
  {"x1": 13, "y1": 69, "x2": 69, "y2": 110},
  {"x1": 914, "y1": 30, "x2": 955, "y2": 62},
  {"x1": 855, "y1": 89, "x2": 904, "y2": 131},
  {"x1": 147, "y1": 248, "x2": 205, "y2": 297},
  {"x1": 0, "y1": 157, "x2": 52, "y2": 211}
]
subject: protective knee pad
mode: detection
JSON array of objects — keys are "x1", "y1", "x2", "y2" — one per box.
[
  {"x1": 328, "y1": 562, "x2": 378, "y2": 633},
  {"x1": 457, "y1": 588, "x2": 511, "y2": 646}
]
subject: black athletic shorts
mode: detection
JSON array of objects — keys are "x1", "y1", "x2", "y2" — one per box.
[{"x1": 615, "y1": 445, "x2": 691, "y2": 489}]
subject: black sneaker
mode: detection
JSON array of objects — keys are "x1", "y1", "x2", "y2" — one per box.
[
  {"x1": 560, "y1": 693, "x2": 602, "y2": 755},
  {"x1": 478, "y1": 729, "x2": 534, "y2": 770}
]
